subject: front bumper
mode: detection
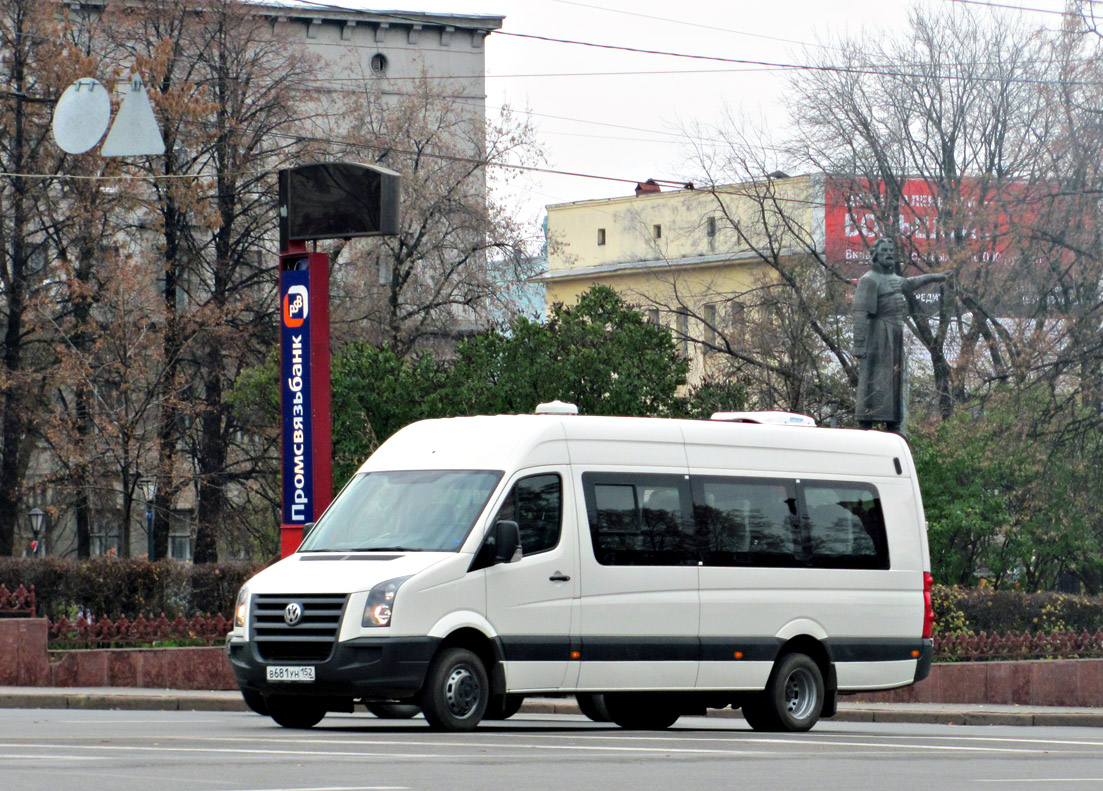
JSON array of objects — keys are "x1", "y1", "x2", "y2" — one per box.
[{"x1": 226, "y1": 634, "x2": 440, "y2": 701}]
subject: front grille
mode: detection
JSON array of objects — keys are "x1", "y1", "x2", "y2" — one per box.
[{"x1": 251, "y1": 593, "x2": 347, "y2": 662}]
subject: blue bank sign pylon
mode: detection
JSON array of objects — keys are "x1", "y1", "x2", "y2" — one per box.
[{"x1": 277, "y1": 163, "x2": 400, "y2": 557}]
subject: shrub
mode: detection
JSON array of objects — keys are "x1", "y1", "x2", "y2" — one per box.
[
  {"x1": 932, "y1": 584, "x2": 1103, "y2": 636},
  {"x1": 0, "y1": 557, "x2": 262, "y2": 620}
]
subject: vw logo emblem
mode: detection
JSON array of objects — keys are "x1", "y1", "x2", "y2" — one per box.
[{"x1": 284, "y1": 602, "x2": 303, "y2": 626}]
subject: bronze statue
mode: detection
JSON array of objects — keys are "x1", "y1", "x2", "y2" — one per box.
[{"x1": 853, "y1": 239, "x2": 948, "y2": 434}]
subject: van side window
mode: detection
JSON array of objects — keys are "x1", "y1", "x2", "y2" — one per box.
[
  {"x1": 493, "y1": 474, "x2": 562, "y2": 555},
  {"x1": 583, "y1": 473, "x2": 694, "y2": 566},
  {"x1": 693, "y1": 477, "x2": 801, "y2": 567},
  {"x1": 801, "y1": 482, "x2": 889, "y2": 569}
]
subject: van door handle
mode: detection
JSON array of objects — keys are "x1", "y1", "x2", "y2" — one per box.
[{"x1": 549, "y1": 573, "x2": 571, "y2": 582}]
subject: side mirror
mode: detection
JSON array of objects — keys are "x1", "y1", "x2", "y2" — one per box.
[
  {"x1": 301, "y1": 522, "x2": 316, "y2": 541},
  {"x1": 493, "y1": 520, "x2": 522, "y2": 564}
]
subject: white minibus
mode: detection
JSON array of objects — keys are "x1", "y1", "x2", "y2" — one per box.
[{"x1": 226, "y1": 406, "x2": 935, "y2": 732}]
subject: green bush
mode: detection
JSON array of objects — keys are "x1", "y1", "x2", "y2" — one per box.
[
  {"x1": 0, "y1": 557, "x2": 263, "y2": 620},
  {"x1": 932, "y1": 585, "x2": 1103, "y2": 636}
]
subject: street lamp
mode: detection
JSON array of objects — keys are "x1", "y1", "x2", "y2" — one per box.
[
  {"x1": 138, "y1": 476, "x2": 157, "y2": 560},
  {"x1": 27, "y1": 507, "x2": 44, "y2": 558}
]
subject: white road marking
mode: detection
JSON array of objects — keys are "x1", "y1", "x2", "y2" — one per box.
[
  {"x1": 0, "y1": 755, "x2": 108, "y2": 762},
  {"x1": 973, "y1": 780, "x2": 1103, "y2": 784},
  {"x1": 0, "y1": 735, "x2": 1086, "y2": 759}
]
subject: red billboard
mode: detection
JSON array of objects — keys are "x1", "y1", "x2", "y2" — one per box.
[{"x1": 823, "y1": 176, "x2": 1041, "y2": 276}]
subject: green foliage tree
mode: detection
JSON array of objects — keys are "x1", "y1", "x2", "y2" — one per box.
[
  {"x1": 235, "y1": 286, "x2": 692, "y2": 493},
  {"x1": 913, "y1": 389, "x2": 1103, "y2": 593},
  {"x1": 448, "y1": 286, "x2": 690, "y2": 418}
]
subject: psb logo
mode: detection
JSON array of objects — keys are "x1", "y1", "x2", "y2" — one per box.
[
  {"x1": 284, "y1": 602, "x2": 303, "y2": 626},
  {"x1": 283, "y1": 285, "x2": 308, "y2": 328}
]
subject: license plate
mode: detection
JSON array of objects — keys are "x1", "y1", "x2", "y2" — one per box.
[{"x1": 266, "y1": 665, "x2": 316, "y2": 682}]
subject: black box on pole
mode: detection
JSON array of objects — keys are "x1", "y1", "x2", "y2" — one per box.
[{"x1": 278, "y1": 162, "x2": 400, "y2": 249}]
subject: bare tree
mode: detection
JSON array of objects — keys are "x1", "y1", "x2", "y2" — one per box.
[
  {"x1": 104, "y1": 0, "x2": 320, "y2": 560},
  {"x1": 0, "y1": 0, "x2": 89, "y2": 555},
  {"x1": 314, "y1": 66, "x2": 544, "y2": 355}
]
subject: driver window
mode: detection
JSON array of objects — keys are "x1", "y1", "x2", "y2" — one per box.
[{"x1": 493, "y1": 474, "x2": 562, "y2": 556}]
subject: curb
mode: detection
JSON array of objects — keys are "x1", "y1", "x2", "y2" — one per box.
[{"x1": 0, "y1": 691, "x2": 248, "y2": 712}]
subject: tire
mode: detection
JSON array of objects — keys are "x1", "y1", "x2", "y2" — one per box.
[
  {"x1": 485, "y1": 694, "x2": 524, "y2": 720},
  {"x1": 739, "y1": 695, "x2": 780, "y2": 731},
  {"x1": 575, "y1": 693, "x2": 611, "y2": 722},
  {"x1": 603, "y1": 693, "x2": 680, "y2": 730},
  {"x1": 240, "y1": 689, "x2": 269, "y2": 716},
  {"x1": 366, "y1": 702, "x2": 421, "y2": 719},
  {"x1": 420, "y1": 647, "x2": 489, "y2": 731},
  {"x1": 266, "y1": 696, "x2": 327, "y2": 729},
  {"x1": 747, "y1": 653, "x2": 825, "y2": 732}
]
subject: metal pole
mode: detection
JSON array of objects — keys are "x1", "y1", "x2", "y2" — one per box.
[{"x1": 147, "y1": 503, "x2": 154, "y2": 560}]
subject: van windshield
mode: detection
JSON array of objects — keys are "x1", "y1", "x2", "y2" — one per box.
[{"x1": 299, "y1": 470, "x2": 503, "y2": 553}]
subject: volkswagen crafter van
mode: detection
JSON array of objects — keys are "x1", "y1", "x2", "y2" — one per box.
[{"x1": 226, "y1": 405, "x2": 935, "y2": 732}]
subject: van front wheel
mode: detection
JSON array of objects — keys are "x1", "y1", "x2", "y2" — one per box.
[
  {"x1": 746, "y1": 653, "x2": 824, "y2": 732},
  {"x1": 421, "y1": 647, "x2": 489, "y2": 731}
]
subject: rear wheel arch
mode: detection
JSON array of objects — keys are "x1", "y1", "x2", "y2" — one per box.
[{"x1": 778, "y1": 635, "x2": 833, "y2": 687}]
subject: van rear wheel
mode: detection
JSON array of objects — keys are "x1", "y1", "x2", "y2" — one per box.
[
  {"x1": 576, "y1": 693, "x2": 610, "y2": 722},
  {"x1": 604, "y1": 693, "x2": 680, "y2": 730},
  {"x1": 267, "y1": 696, "x2": 326, "y2": 729},
  {"x1": 420, "y1": 647, "x2": 489, "y2": 731},
  {"x1": 485, "y1": 694, "x2": 524, "y2": 720},
  {"x1": 745, "y1": 653, "x2": 824, "y2": 732},
  {"x1": 366, "y1": 702, "x2": 421, "y2": 719}
]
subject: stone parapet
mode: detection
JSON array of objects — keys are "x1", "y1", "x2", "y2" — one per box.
[{"x1": 850, "y1": 659, "x2": 1103, "y2": 708}]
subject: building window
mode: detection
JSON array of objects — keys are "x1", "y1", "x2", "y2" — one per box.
[
  {"x1": 653, "y1": 224, "x2": 662, "y2": 239},
  {"x1": 645, "y1": 308, "x2": 659, "y2": 325},
  {"x1": 169, "y1": 534, "x2": 192, "y2": 562},
  {"x1": 703, "y1": 304, "x2": 717, "y2": 345},
  {"x1": 730, "y1": 300, "x2": 747, "y2": 342},
  {"x1": 597, "y1": 228, "x2": 606, "y2": 246},
  {"x1": 707, "y1": 216, "x2": 717, "y2": 249},
  {"x1": 370, "y1": 53, "x2": 388, "y2": 75},
  {"x1": 676, "y1": 309, "x2": 689, "y2": 356},
  {"x1": 91, "y1": 529, "x2": 120, "y2": 557},
  {"x1": 169, "y1": 509, "x2": 194, "y2": 562}
]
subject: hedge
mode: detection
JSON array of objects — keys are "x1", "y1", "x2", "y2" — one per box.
[
  {"x1": 933, "y1": 585, "x2": 1103, "y2": 636},
  {"x1": 0, "y1": 557, "x2": 264, "y2": 621}
]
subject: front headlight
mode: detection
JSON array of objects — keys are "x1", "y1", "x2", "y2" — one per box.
[
  {"x1": 362, "y1": 576, "x2": 411, "y2": 628},
  {"x1": 234, "y1": 586, "x2": 249, "y2": 629}
]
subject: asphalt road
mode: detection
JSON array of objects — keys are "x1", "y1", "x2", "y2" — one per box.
[{"x1": 3, "y1": 708, "x2": 1103, "y2": 791}]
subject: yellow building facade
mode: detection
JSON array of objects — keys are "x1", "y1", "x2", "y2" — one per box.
[{"x1": 542, "y1": 174, "x2": 826, "y2": 383}]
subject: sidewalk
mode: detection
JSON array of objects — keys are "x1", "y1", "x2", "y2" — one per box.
[{"x1": 2, "y1": 686, "x2": 1101, "y2": 728}]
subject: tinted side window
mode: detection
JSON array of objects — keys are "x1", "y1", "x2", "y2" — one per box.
[
  {"x1": 801, "y1": 482, "x2": 889, "y2": 569},
  {"x1": 494, "y1": 474, "x2": 562, "y2": 556},
  {"x1": 693, "y1": 477, "x2": 800, "y2": 566},
  {"x1": 583, "y1": 473, "x2": 693, "y2": 566}
]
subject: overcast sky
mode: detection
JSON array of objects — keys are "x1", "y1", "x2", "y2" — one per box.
[{"x1": 303, "y1": 0, "x2": 1070, "y2": 233}]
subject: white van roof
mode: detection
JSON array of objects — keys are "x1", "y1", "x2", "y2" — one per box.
[{"x1": 359, "y1": 415, "x2": 911, "y2": 479}]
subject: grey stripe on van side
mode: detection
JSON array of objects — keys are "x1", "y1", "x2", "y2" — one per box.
[
  {"x1": 824, "y1": 638, "x2": 925, "y2": 663},
  {"x1": 497, "y1": 635, "x2": 923, "y2": 664}
]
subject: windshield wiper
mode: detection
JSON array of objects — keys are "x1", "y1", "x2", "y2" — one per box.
[{"x1": 350, "y1": 546, "x2": 425, "y2": 552}]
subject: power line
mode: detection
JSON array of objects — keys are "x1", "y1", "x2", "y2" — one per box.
[
  {"x1": 490, "y1": 30, "x2": 1103, "y2": 87},
  {"x1": 945, "y1": 0, "x2": 1078, "y2": 16},
  {"x1": 546, "y1": 0, "x2": 847, "y2": 53}
]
